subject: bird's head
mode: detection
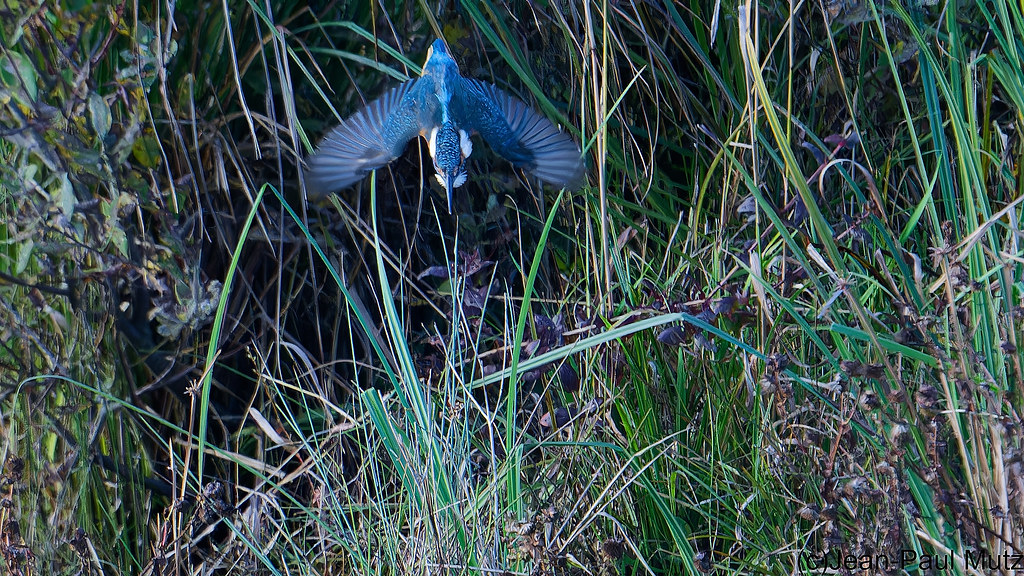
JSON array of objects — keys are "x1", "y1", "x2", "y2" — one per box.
[
  {"x1": 428, "y1": 121, "x2": 473, "y2": 212},
  {"x1": 423, "y1": 39, "x2": 458, "y2": 78}
]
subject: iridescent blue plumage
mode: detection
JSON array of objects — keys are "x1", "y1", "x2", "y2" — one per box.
[{"x1": 306, "y1": 39, "x2": 585, "y2": 211}]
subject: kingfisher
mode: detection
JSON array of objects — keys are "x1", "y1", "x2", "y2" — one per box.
[{"x1": 305, "y1": 39, "x2": 585, "y2": 211}]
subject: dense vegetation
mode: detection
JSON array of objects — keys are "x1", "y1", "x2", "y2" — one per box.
[{"x1": 1, "y1": 1, "x2": 1022, "y2": 575}]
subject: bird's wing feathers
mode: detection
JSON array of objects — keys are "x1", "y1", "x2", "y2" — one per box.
[
  {"x1": 305, "y1": 78, "x2": 437, "y2": 196},
  {"x1": 455, "y1": 79, "x2": 585, "y2": 190}
]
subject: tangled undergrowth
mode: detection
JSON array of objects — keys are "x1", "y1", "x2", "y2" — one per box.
[{"x1": 1, "y1": 1, "x2": 1022, "y2": 575}]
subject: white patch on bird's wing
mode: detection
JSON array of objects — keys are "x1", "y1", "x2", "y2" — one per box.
[
  {"x1": 434, "y1": 173, "x2": 446, "y2": 188},
  {"x1": 459, "y1": 129, "x2": 473, "y2": 158},
  {"x1": 428, "y1": 127, "x2": 439, "y2": 159}
]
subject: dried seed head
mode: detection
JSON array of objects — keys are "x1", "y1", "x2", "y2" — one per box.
[
  {"x1": 601, "y1": 538, "x2": 625, "y2": 560},
  {"x1": 888, "y1": 422, "x2": 910, "y2": 445},
  {"x1": 820, "y1": 504, "x2": 839, "y2": 521},
  {"x1": 915, "y1": 385, "x2": 939, "y2": 409},
  {"x1": 797, "y1": 504, "x2": 820, "y2": 521},
  {"x1": 859, "y1": 390, "x2": 880, "y2": 411},
  {"x1": 843, "y1": 477, "x2": 868, "y2": 498}
]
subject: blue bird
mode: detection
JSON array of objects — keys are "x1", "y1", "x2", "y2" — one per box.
[{"x1": 305, "y1": 39, "x2": 585, "y2": 212}]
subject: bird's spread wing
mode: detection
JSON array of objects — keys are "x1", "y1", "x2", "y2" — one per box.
[
  {"x1": 454, "y1": 79, "x2": 585, "y2": 190},
  {"x1": 305, "y1": 78, "x2": 437, "y2": 196}
]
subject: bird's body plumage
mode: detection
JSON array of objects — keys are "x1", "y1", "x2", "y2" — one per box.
[{"x1": 306, "y1": 39, "x2": 585, "y2": 209}]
